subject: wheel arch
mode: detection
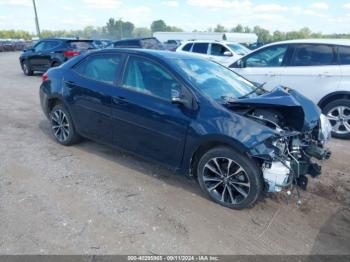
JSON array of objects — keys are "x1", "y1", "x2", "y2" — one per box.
[
  {"x1": 44, "y1": 96, "x2": 66, "y2": 117},
  {"x1": 187, "y1": 135, "x2": 249, "y2": 176},
  {"x1": 318, "y1": 91, "x2": 350, "y2": 109}
]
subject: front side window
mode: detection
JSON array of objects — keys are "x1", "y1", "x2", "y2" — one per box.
[
  {"x1": 182, "y1": 43, "x2": 193, "y2": 52},
  {"x1": 227, "y1": 43, "x2": 250, "y2": 56},
  {"x1": 192, "y1": 43, "x2": 209, "y2": 54},
  {"x1": 34, "y1": 41, "x2": 46, "y2": 52},
  {"x1": 122, "y1": 56, "x2": 181, "y2": 100},
  {"x1": 290, "y1": 44, "x2": 335, "y2": 66},
  {"x1": 338, "y1": 46, "x2": 350, "y2": 65},
  {"x1": 172, "y1": 58, "x2": 255, "y2": 101},
  {"x1": 245, "y1": 45, "x2": 288, "y2": 67},
  {"x1": 74, "y1": 54, "x2": 122, "y2": 84},
  {"x1": 210, "y1": 44, "x2": 229, "y2": 56}
]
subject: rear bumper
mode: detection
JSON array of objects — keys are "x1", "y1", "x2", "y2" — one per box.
[{"x1": 39, "y1": 83, "x2": 50, "y2": 119}]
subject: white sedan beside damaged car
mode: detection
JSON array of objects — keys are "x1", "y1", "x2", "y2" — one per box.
[
  {"x1": 230, "y1": 39, "x2": 350, "y2": 139},
  {"x1": 176, "y1": 40, "x2": 250, "y2": 67}
]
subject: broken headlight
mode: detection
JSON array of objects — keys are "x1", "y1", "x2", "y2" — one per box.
[{"x1": 318, "y1": 114, "x2": 332, "y2": 144}]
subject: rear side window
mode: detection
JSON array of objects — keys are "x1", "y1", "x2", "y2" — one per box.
[
  {"x1": 44, "y1": 40, "x2": 61, "y2": 50},
  {"x1": 192, "y1": 43, "x2": 209, "y2": 54},
  {"x1": 290, "y1": 44, "x2": 335, "y2": 66},
  {"x1": 68, "y1": 41, "x2": 95, "y2": 50},
  {"x1": 74, "y1": 54, "x2": 122, "y2": 84},
  {"x1": 182, "y1": 43, "x2": 193, "y2": 52},
  {"x1": 338, "y1": 46, "x2": 350, "y2": 65}
]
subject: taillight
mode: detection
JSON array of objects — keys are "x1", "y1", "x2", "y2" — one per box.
[
  {"x1": 41, "y1": 72, "x2": 48, "y2": 81},
  {"x1": 64, "y1": 50, "x2": 80, "y2": 57}
]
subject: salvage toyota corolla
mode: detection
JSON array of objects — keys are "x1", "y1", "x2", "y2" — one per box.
[{"x1": 39, "y1": 49, "x2": 332, "y2": 209}]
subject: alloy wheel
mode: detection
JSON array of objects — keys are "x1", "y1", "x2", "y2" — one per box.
[
  {"x1": 202, "y1": 157, "x2": 250, "y2": 205},
  {"x1": 326, "y1": 106, "x2": 350, "y2": 135},
  {"x1": 51, "y1": 109, "x2": 70, "y2": 142}
]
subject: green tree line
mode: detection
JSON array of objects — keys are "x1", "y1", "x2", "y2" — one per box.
[{"x1": 1, "y1": 19, "x2": 349, "y2": 43}]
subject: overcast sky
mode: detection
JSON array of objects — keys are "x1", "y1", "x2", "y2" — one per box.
[{"x1": 0, "y1": 0, "x2": 349, "y2": 33}]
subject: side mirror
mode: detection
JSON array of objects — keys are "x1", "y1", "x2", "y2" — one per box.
[
  {"x1": 171, "y1": 89, "x2": 187, "y2": 106},
  {"x1": 223, "y1": 51, "x2": 233, "y2": 57}
]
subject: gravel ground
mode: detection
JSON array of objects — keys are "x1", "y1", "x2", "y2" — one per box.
[{"x1": 0, "y1": 52, "x2": 349, "y2": 255}]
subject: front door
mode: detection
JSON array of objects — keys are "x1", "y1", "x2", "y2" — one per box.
[
  {"x1": 233, "y1": 44, "x2": 289, "y2": 90},
  {"x1": 111, "y1": 55, "x2": 192, "y2": 167}
]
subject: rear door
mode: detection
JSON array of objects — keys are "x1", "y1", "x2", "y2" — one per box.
[
  {"x1": 232, "y1": 44, "x2": 289, "y2": 90},
  {"x1": 278, "y1": 44, "x2": 341, "y2": 103},
  {"x1": 110, "y1": 55, "x2": 192, "y2": 167},
  {"x1": 65, "y1": 53, "x2": 125, "y2": 143},
  {"x1": 190, "y1": 42, "x2": 210, "y2": 59}
]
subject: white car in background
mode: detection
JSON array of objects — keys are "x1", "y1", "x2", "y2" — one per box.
[
  {"x1": 176, "y1": 40, "x2": 250, "y2": 67},
  {"x1": 230, "y1": 39, "x2": 350, "y2": 139}
]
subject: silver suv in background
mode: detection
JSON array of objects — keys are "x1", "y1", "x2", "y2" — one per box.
[
  {"x1": 230, "y1": 39, "x2": 350, "y2": 139},
  {"x1": 176, "y1": 40, "x2": 250, "y2": 67}
]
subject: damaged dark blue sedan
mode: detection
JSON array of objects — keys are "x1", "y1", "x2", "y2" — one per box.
[{"x1": 39, "y1": 49, "x2": 332, "y2": 209}]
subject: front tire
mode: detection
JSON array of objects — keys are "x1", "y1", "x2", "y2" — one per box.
[
  {"x1": 22, "y1": 60, "x2": 33, "y2": 76},
  {"x1": 50, "y1": 104, "x2": 81, "y2": 146},
  {"x1": 197, "y1": 147, "x2": 263, "y2": 210},
  {"x1": 323, "y1": 99, "x2": 350, "y2": 139}
]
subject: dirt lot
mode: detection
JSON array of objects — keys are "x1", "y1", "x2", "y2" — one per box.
[{"x1": 0, "y1": 51, "x2": 349, "y2": 255}]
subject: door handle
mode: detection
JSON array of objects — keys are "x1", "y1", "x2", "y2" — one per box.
[
  {"x1": 112, "y1": 96, "x2": 129, "y2": 105},
  {"x1": 266, "y1": 72, "x2": 276, "y2": 77},
  {"x1": 319, "y1": 72, "x2": 332, "y2": 78}
]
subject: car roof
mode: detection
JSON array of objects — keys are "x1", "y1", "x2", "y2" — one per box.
[
  {"x1": 39, "y1": 38, "x2": 93, "y2": 42},
  {"x1": 89, "y1": 48, "x2": 201, "y2": 61},
  {"x1": 265, "y1": 38, "x2": 350, "y2": 47},
  {"x1": 112, "y1": 37, "x2": 157, "y2": 43}
]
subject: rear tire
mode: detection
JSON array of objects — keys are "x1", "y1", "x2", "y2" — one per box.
[
  {"x1": 323, "y1": 99, "x2": 350, "y2": 139},
  {"x1": 196, "y1": 146, "x2": 263, "y2": 210},
  {"x1": 22, "y1": 60, "x2": 33, "y2": 76},
  {"x1": 50, "y1": 104, "x2": 81, "y2": 146}
]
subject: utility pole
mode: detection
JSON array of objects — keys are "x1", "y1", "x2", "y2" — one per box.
[
  {"x1": 32, "y1": 0, "x2": 41, "y2": 38},
  {"x1": 120, "y1": 18, "x2": 123, "y2": 40}
]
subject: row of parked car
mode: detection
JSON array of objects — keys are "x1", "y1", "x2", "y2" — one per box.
[
  {"x1": 0, "y1": 39, "x2": 33, "y2": 52},
  {"x1": 19, "y1": 36, "x2": 350, "y2": 139}
]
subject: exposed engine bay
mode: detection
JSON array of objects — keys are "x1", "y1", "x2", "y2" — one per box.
[{"x1": 226, "y1": 87, "x2": 332, "y2": 203}]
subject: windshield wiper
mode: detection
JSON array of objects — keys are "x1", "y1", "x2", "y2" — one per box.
[{"x1": 238, "y1": 82, "x2": 266, "y2": 99}]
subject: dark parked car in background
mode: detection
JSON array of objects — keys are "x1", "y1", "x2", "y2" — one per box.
[
  {"x1": 19, "y1": 38, "x2": 96, "y2": 76},
  {"x1": 163, "y1": 40, "x2": 182, "y2": 51},
  {"x1": 106, "y1": 37, "x2": 165, "y2": 50},
  {"x1": 39, "y1": 49, "x2": 331, "y2": 209}
]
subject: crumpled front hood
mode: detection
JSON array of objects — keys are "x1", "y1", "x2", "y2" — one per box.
[{"x1": 230, "y1": 86, "x2": 321, "y2": 131}]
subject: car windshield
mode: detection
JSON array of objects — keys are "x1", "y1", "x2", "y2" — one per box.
[
  {"x1": 227, "y1": 44, "x2": 250, "y2": 56},
  {"x1": 171, "y1": 58, "x2": 256, "y2": 101}
]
